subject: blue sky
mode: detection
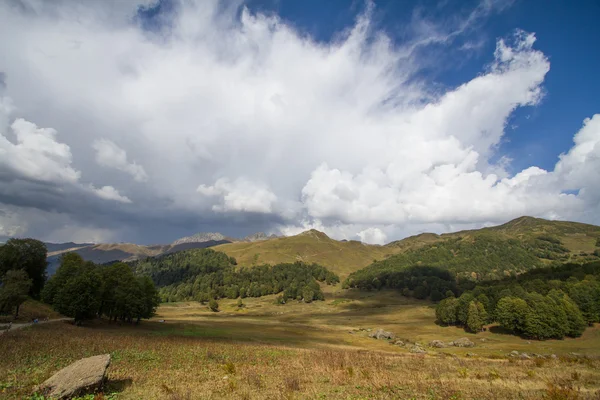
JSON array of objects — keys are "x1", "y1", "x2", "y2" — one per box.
[
  {"x1": 241, "y1": 0, "x2": 600, "y2": 173},
  {"x1": 0, "y1": 0, "x2": 599, "y2": 244}
]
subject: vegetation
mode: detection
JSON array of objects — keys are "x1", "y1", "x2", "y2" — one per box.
[
  {"x1": 435, "y1": 261, "x2": 600, "y2": 339},
  {"x1": 43, "y1": 253, "x2": 159, "y2": 324},
  {"x1": 214, "y1": 229, "x2": 398, "y2": 279},
  {"x1": 2, "y1": 292, "x2": 600, "y2": 399},
  {"x1": 0, "y1": 269, "x2": 31, "y2": 318},
  {"x1": 0, "y1": 238, "x2": 48, "y2": 298},
  {"x1": 129, "y1": 248, "x2": 339, "y2": 303}
]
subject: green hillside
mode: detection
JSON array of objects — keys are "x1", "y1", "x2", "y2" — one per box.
[
  {"x1": 128, "y1": 248, "x2": 339, "y2": 303},
  {"x1": 214, "y1": 230, "x2": 399, "y2": 279},
  {"x1": 348, "y1": 217, "x2": 600, "y2": 290}
]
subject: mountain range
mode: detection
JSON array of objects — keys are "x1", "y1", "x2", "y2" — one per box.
[{"x1": 43, "y1": 217, "x2": 600, "y2": 278}]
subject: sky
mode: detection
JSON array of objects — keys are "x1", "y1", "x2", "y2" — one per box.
[{"x1": 0, "y1": 0, "x2": 599, "y2": 245}]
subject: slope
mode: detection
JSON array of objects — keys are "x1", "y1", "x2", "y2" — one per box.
[{"x1": 213, "y1": 230, "x2": 399, "y2": 279}]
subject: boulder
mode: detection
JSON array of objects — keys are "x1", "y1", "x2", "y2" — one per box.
[
  {"x1": 508, "y1": 350, "x2": 520, "y2": 357},
  {"x1": 429, "y1": 340, "x2": 447, "y2": 348},
  {"x1": 519, "y1": 353, "x2": 531, "y2": 360},
  {"x1": 394, "y1": 340, "x2": 405, "y2": 346},
  {"x1": 466, "y1": 352, "x2": 477, "y2": 357},
  {"x1": 368, "y1": 328, "x2": 395, "y2": 340},
  {"x1": 449, "y1": 338, "x2": 475, "y2": 348},
  {"x1": 35, "y1": 354, "x2": 111, "y2": 399},
  {"x1": 409, "y1": 345, "x2": 427, "y2": 354}
]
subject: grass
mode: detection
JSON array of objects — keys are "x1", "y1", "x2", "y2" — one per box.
[
  {"x1": 0, "y1": 298, "x2": 63, "y2": 323},
  {"x1": 3, "y1": 290, "x2": 600, "y2": 399},
  {"x1": 214, "y1": 230, "x2": 400, "y2": 279}
]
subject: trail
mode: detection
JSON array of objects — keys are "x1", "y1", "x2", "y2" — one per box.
[{"x1": 0, "y1": 318, "x2": 72, "y2": 335}]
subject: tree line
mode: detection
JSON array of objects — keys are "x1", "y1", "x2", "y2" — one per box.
[
  {"x1": 129, "y1": 248, "x2": 340, "y2": 303},
  {"x1": 43, "y1": 253, "x2": 160, "y2": 324},
  {"x1": 435, "y1": 261, "x2": 600, "y2": 339},
  {"x1": 0, "y1": 239, "x2": 47, "y2": 318},
  {"x1": 1, "y1": 238, "x2": 160, "y2": 324}
]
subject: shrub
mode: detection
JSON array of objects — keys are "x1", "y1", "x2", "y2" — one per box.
[{"x1": 209, "y1": 299, "x2": 219, "y2": 312}]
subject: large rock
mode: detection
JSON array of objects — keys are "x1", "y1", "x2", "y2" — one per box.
[
  {"x1": 429, "y1": 340, "x2": 447, "y2": 348},
  {"x1": 449, "y1": 338, "x2": 475, "y2": 348},
  {"x1": 368, "y1": 328, "x2": 395, "y2": 340},
  {"x1": 35, "y1": 354, "x2": 111, "y2": 399}
]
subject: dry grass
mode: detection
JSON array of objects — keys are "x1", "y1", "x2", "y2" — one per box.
[
  {"x1": 0, "y1": 299, "x2": 63, "y2": 323},
  {"x1": 1, "y1": 321, "x2": 600, "y2": 400}
]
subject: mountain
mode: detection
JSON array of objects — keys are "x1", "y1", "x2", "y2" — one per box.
[
  {"x1": 347, "y1": 217, "x2": 600, "y2": 287},
  {"x1": 171, "y1": 232, "x2": 234, "y2": 246},
  {"x1": 213, "y1": 229, "x2": 400, "y2": 279},
  {"x1": 243, "y1": 232, "x2": 279, "y2": 242}
]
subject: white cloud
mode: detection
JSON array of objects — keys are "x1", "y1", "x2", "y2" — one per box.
[
  {"x1": 357, "y1": 227, "x2": 387, "y2": 245},
  {"x1": 0, "y1": 117, "x2": 81, "y2": 184},
  {"x1": 198, "y1": 178, "x2": 277, "y2": 213},
  {"x1": 0, "y1": 1, "x2": 598, "y2": 243},
  {"x1": 92, "y1": 139, "x2": 148, "y2": 182},
  {"x1": 90, "y1": 185, "x2": 132, "y2": 204}
]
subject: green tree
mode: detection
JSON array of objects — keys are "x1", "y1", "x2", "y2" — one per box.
[
  {"x1": 54, "y1": 266, "x2": 101, "y2": 325},
  {"x1": 435, "y1": 297, "x2": 458, "y2": 325},
  {"x1": 456, "y1": 293, "x2": 475, "y2": 325},
  {"x1": 568, "y1": 280, "x2": 600, "y2": 325},
  {"x1": 0, "y1": 238, "x2": 47, "y2": 298},
  {"x1": 209, "y1": 299, "x2": 219, "y2": 312},
  {"x1": 548, "y1": 289, "x2": 587, "y2": 338},
  {"x1": 466, "y1": 301, "x2": 487, "y2": 333},
  {"x1": 523, "y1": 292, "x2": 568, "y2": 340},
  {"x1": 495, "y1": 297, "x2": 529, "y2": 333},
  {"x1": 0, "y1": 269, "x2": 32, "y2": 318}
]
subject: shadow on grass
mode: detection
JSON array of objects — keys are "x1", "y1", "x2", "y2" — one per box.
[{"x1": 104, "y1": 378, "x2": 133, "y2": 393}]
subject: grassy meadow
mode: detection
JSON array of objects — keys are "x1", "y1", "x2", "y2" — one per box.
[{"x1": 2, "y1": 289, "x2": 600, "y2": 399}]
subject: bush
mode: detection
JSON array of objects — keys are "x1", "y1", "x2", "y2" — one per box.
[{"x1": 209, "y1": 299, "x2": 219, "y2": 312}]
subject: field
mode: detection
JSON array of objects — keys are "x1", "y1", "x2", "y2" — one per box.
[{"x1": 2, "y1": 289, "x2": 600, "y2": 399}]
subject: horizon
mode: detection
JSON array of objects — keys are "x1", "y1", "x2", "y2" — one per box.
[{"x1": 1, "y1": 0, "x2": 599, "y2": 245}]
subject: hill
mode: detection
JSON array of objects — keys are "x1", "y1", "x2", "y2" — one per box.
[
  {"x1": 213, "y1": 229, "x2": 399, "y2": 279},
  {"x1": 347, "y1": 217, "x2": 600, "y2": 289}
]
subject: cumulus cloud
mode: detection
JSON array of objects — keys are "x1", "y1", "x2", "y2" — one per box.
[
  {"x1": 93, "y1": 139, "x2": 148, "y2": 182},
  {"x1": 0, "y1": 0, "x2": 598, "y2": 243},
  {"x1": 357, "y1": 227, "x2": 387, "y2": 245},
  {"x1": 90, "y1": 185, "x2": 132, "y2": 204},
  {"x1": 198, "y1": 178, "x2": 277, "y2": 213}
]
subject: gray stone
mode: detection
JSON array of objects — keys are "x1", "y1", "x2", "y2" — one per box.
[
  {"x1": 409, "y1": 346, "x2": 426, "y2": 354},
  {"x1": 450, "y1": 338, "x2": 475, "y2": 348},
  {"x1": 466, "y1": 352, "x2": 477, "y2": 357},
  {"x1": 509, "y1": 350, "x2": 519, "y2": 357},
  {"x1": 519, "y1": 353, "x2": 531, "y2": 360},
  {"x1": 429, "y1": 340, "x2": 447, "y2": 348},
  {"x1": 550, "y1": 354, "x2": 558, "y2": 360},
  {"x1": 35, "y1": 354, "x2": 111, "y2": 399},
  {"x1": 368, "y1": 328, "x2": 395, "y2": 340},
  {"x1": 394, "y1": 340, "x2": 405, "y2": 346}
]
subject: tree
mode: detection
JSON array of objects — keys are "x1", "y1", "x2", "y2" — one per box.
[
  {"x1": 523, "y1": 292, "x2": 568, "y2": 340},
  {"x1": 456, "y1": 293, "x2": 475, "y2": 325},
  {"x1": 54, "y1": 267, "x2": 101, "y2": 325},
  {"x1": 569, "y1": 280, "x2": 600, "y2": 325},
  {"x1": 495, "y1": 297, "x2": 529, "y2": 333},
  {"x1": 209, "y1": 299, "x2": 219, "y2": 312},
  {"x1": 0, "y1": 238, "x2": 47, "y2": 298},
  {"x1": 466, "y1": 301, "x2": 487, "y2": 333},
  {"x1": 548, "y1": 289, "x2": 587, "y2": 338},
  {"x1": 435, "y1": 297, "x2": 458, "y2": 325},
  {"x1": 0, "y1": 269, "x2": 32, "y2": 318}
]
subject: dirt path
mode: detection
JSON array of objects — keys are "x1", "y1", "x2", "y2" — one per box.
[{"x1": 0, "y1": 318, "x2": 72, "y2": 335}]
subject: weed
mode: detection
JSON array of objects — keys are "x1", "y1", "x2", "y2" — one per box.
[
  {"x1": 284, "y1": 376, "x2": 301, "y2": 392},
  {"x1": 223, "y1": 361, "x2": 236, "y2": 375}
]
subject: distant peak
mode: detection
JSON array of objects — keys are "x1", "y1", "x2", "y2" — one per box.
[
  {"x1": 172, "y1": 232, "x2": 227, "y2": 245},
  {"x1": 298, "y1": 229, "x2": 330, "y2": 239},
  {"x1": 243, "y1": 232, "x2": 279, "y2": 242}
]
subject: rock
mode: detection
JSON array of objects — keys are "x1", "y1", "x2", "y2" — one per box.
[
  {"x1": 35, "y1": 354, "x2": 111, "y2": 399},
  {"x1": 368, "y1": 328, "x2": 395, "y2": 340},
  {"x1": 550, "y1": 354, "x2": 558, "y2": 360},
  {"x1": 409, "y1": 346, "x2": 426, "y2": 354},
  {"x1": 450, "y1": 338, "x2": 475, "y2": 348},
  {"x1": 394, "y1": 340, "x2": 405, "y2": 346},
  {"x1": 509, "y1": 350, "x2": 519, "y2": 357},
  {"x1": 466, "y1": 352, "x2": 477, "y2": 357},
  {"x1": 479, "y1": 338, "x2": 487, "y2": 342},
  {"x1": 429, "y1": 340, "x2": 447, "y2": 348},
  {"x1": 519, "y1": 353, "x2": 531, "y2": 360}
]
